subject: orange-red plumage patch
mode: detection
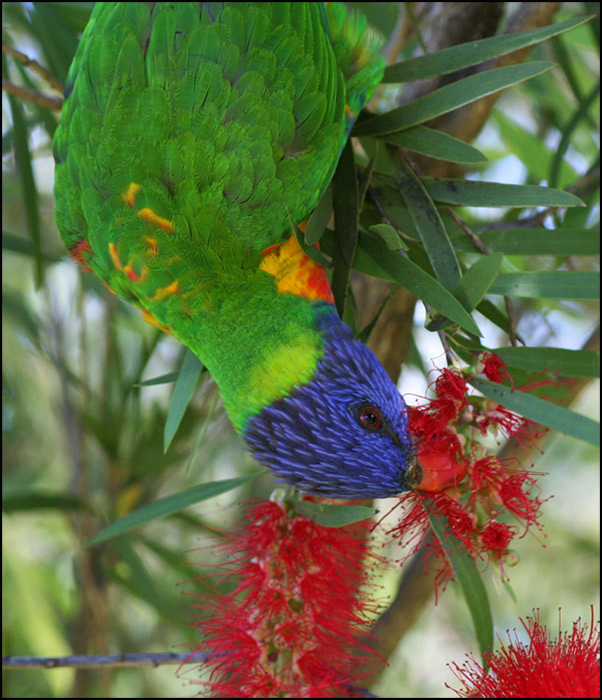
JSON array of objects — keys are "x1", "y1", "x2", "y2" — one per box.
[
  {"x1": 137, "y1": 207, "x2": 174, "y2": 232},
  {"x1": 144, "y1": 236, "x2": 158, "y2": 255},
  {"x1": 151, "y1": 280, "x2": 179, "y2": 302},
  {"x1": 124, "y1": 264, "x2": 148, "y2": 283},
  {"x1": 122, "y1": 182, "x2": 141, "y2": 208},
  {"x1": 70, "y1": 239, "x2": 93, "y2": 272},
  {"x1": 259, "y1": 232, "x2": 334, "y2": 304},
  {"x1": 140, "y1": 309, "x2": 172, "y2": 334},
  {"x1": 108, "y1": 242, "x2": 123, "y2": 270}
]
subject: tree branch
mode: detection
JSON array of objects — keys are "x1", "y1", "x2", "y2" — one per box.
[
  {"x1": 2, "y1": 79, "x2": 62, "y2": 110},
  {"x1": 2, "y1": 41, "x2": 64, "y2": 92},
  {"x1": 2, "y1": 651, "x2": 209, "y2": 671}
]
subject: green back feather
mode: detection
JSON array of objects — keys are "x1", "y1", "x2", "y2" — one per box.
[{"x1": 54, "y1": 2, "x2": 384, "y2": 429}]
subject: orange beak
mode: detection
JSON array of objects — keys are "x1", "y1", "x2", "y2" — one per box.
[{"x1": 406, "y1": 446, "x2": 469, "y2": 492}]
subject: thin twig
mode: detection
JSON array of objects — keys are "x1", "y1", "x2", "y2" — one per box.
[
  {"x1": 445, "y1": 207, "x2": 490, "y2": 255},
  {"x1": 2, "y1": 41, "x2": 64, "y2": 92},
  {"x1": 2, "y1": 651, "x2": 209, "y2": 670},
  {"x1": 484, "y1": 167, "x2": 600, "y2": 231},
  {"x1": 2, "y1": 79, "x2": 63, "y2": 110}
]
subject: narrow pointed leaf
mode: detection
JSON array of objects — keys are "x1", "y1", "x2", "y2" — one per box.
[
  {"x1": 423, "y1": 179, "x2": 584, "y2": 208},
  {"x1": 137, "y1": 372, "x2": 179, "y2": 387},
  {"x1": 383, "y1": 126, "x2": 487, "y2": 164},
  {"x1": 428, "y1": 511, "x2": 494, "y2": 660},
  {"x1": 493, "y1": 347, "x2": 600, "y2": 378},
  {"x1": 488, "y1": 271, "x2": 599, "y2": 300},
  {"x1": 383, "y1": 16, "x2": 593, "y2": 83},
  {"x1": 89, "y1": 475, "x2": 258, "y2": 545},
  {"x1": 305, "y1": 185, "x2": 333, "y2": 245},
  {"x1": 356, "y1": 235, "x2": 481, "y2": 336},
  {"x1": 332, "y1": 140, "x2": 359, "y2": 317},
  {"x1": 391, "y1": 149, "x2": 461, "y2": 290},
  {"x1": 453, "y1": 228, "x2": 600, "y2": 256},
  {"x1": 549, "y1": 80, "x2": 600, "y2": 189},
  {"x1": 475, "y1": 299, "x2": 517, "y2": 338},
  {"x1": 164, "y1": 350, "x2": 204, "y2": 452},
  {"x1": 293, "y1": 501, "x2": 376, "y2": 528},
  {"x1": 368, "y1": 224, "x2": 408, "y2": 250},
  {"x1": 354, "y1": 62, "x2": 554, "y2": 136},
  {"x1": 292, "y1": 218, "x2": 332, "y2": 268},
  {"x1": 333, "y1": 140, "x2": 359, "y2": 265},
  {"x1": 2, "y1": 490, "x2": 84, "y2": 512},
  {"x1": 3, "y1": 54, "x2": 43, "y2": 287},
  {"x1": 358, "y1": 142, "x2": 379, "y2": 210},
  {"x1": 470, "y1": 377, "x2": 600, "y2": 446},
  {"x1": 453, "y1": 253, "x2": 504, "y2": 311}
]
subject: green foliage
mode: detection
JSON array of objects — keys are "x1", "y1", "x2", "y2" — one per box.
[{"x1": 2, "y1": 3, "x2": 599, "y2": 698}]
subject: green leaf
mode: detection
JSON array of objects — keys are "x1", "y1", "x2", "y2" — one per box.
[
  {"x1": 304, "y1": 184, "x2": 333, "y2": 246},
  {"x1": 493, "y1": 347, "x2": 600, "y2": 378},
  {"x1": 333, "y1": 140, "x2": 359, "y2": 265},
  {"x1": 453, "y1": 228, "x2": 600, "y2": 256},
  {"x1": 89, "y1": 475, "x2": 258, "y2": 545},
  {"x1": 2, "y1": 230, "x2": 62, "y2": 262},
  {"x1": 163, "y1": 350, "x2": 204, "y2": 452},
  {"x1": 2, "y1": 54, "x2": 43, "y2": 287},
  {"x1": 428, "y1": 510, "x2": 494, "y2": 659},
  {"x1": 354, "y1": 62, "x2": 554, "y2": 136},
  {"x1": 488, "y1": 271, "x2": 599, "y2": 300},
  {"x1": 423, "y1": 179, "x2": 585, "y2": 208},
  {"x1": 470, "y1": 377, "x2": 600, "y2": 446},
  {"x1": 475, "y1": 299, "x2": 517, "y2": 338},
  {"x1": 292, "y1": 219, "x2": 332, "y2": 268},
  {"x1": 355, "y1": 234, "x2": 481, "y2": 336},
  {"x1": 293, "y1": 501, "x2": 376, "y2": 528},
  {"x1": 383, "y1": 16, "x2": 593, "y2": 83},
  {"x1": 358, "y1": 142, "x2": 379, "y2": 210},
  {"x1": 383, "y1": 126, "x2": 487, "y2": 164},
  {"x1": 2, "y1": 489, "x2": 84, "y2": 513},
  {"x1": 549, "y1": 80, "x2": 600, "y2": 189},
  {"x1": 453, "y1": 253, "x2": 504, "y2": 311},
  {"x1": 186, "y1": 391, "x2": 220, "y2": 474},
  {"x1": 30, "y1": 1, "x2": 80, "y2": 83},
  {"x1": 389, "y1": 148, "x2": 461, "y2": 291},
  {"x1": 137, "y1": 372, "x2": 179, "y2": 387},
  {"x1": 332, "y1": 140, "x2": 359, "y2": 317},
  {"x1": 368, "y1": 224, "x2": 408, "y2": 250}
]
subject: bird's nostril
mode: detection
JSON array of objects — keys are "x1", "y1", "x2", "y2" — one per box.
[{"x1": 405, "y1": 460, "x2": 423, "y2": 490}]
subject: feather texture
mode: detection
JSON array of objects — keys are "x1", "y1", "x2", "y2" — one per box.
[{"x1": 54, "y1": 3, "x2": 417, "y2": 498}]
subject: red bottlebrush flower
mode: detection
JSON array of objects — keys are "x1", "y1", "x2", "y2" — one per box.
[
  {"x1": 449, "y1": 609, "x2": 600, "y2": 698},
  {"x1": 478, "y1": 520, "x2": 516, "y2": 557},
  {"x1": 467, "y1": 457, "x2": 546, "y2": 530},
  {"x1": 393, "y1": 354, "x2": 551, "y2": 592},
  {"x1": 432, "y1": 368, "x2": 471, "y2": 424},
  {"x1": 389, "y1": 491, "x2": 481, "y2": 596},
  {"x1": 192, "y1": 498, "x2": 384, "y2": 698},
  {"x1": 476, "y1": 402, "x2": 547, "y2": 455},
  {"x1": 477, "y1": 351, "x2": 512, "y2": 385}
]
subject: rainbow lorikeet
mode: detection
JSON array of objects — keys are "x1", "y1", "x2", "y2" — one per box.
[{"x1": 53, "y1": 2, "x2": 422, "y2": 498}]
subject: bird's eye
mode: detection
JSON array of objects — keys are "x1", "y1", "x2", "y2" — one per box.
[{"x1": 359, "y1": 406, "x2": 382, "y2": 430}]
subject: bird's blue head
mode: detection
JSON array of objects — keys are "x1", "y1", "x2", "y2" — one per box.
[{"x1": 243, "y1": 307, "x2": 418, "y2": 499}]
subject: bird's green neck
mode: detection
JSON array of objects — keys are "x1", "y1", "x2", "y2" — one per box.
[
  {"x1": 171, "y1": 285, "x2": 329, "y2": 432},
  {"x1": 144, "y1": 234, "x2": 336, "y2": 432}
]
